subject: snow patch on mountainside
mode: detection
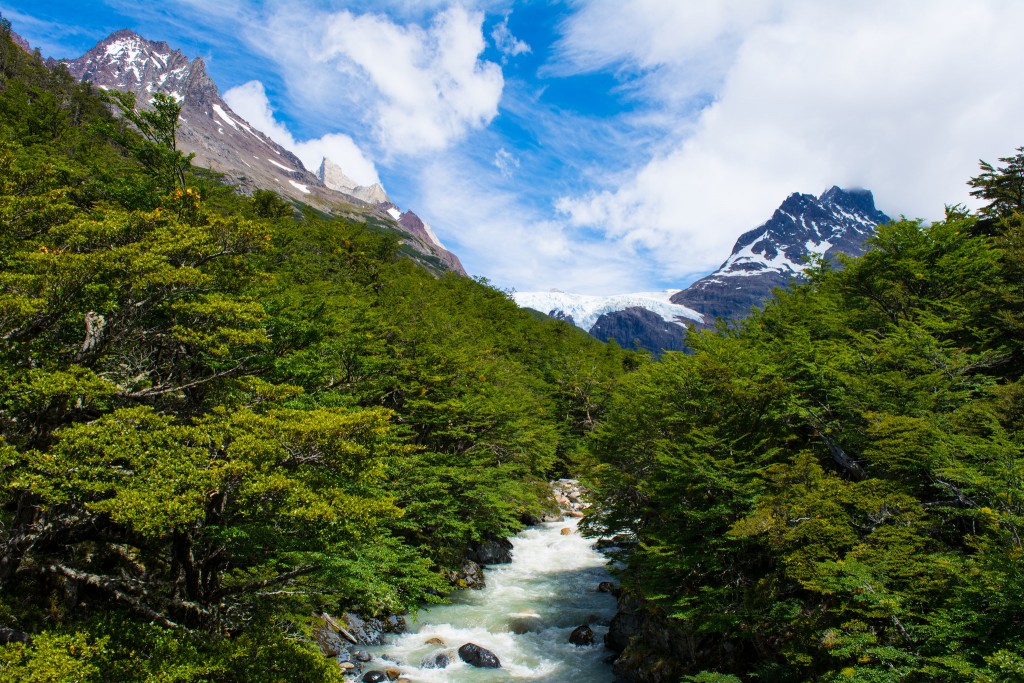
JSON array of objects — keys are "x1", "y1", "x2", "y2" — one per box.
[{"x1": 514, "y1": 290, "x2": 702, "y2": 331}]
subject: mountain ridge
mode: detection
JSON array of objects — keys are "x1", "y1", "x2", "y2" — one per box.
[
  {"x1": 516, "y1": 186, "x2": 891, "y2": 354},
  {"x1": 57, "y1": 28, "x2": 465, "y2": 275}
]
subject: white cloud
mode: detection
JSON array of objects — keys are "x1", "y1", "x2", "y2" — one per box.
[
  {"x1": 222, "y1": 80, "x2": 380, "y2": 186},
  {"x1": 493, "y1": 147, "x2": 520, "y2": 178},
  {"x1": 554, "y1": 0, "x2": 1024, "y2": 280},
  {"x1": 253, "y1": 4, "x2": 504, "y2": 156},
  {"x1": 491, "y1": 13, "x2": 531, "y2": 60}
]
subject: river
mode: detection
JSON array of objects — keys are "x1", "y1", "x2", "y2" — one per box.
[{"x1": 363, "y1": 516, "x2": 618, "y2": 682}]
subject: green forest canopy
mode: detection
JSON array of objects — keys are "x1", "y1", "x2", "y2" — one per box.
[{"x1": 588, "y1": 146, "x2": 1024, "y2": 682}]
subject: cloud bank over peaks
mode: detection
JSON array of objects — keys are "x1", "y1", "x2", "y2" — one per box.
[
  {"x1": 222, "y1": 80, "x2": 380, "y2": 186},
  {"x1": 554, "y1": 0, "x2": 1024, "y2": 280}
]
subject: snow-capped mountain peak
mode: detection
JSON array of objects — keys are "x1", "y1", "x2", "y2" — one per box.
[{"x1": 671, "y1": 186, "x2": 890, "y2": 320}]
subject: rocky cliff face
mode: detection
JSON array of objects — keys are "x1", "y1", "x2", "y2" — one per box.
[
  {"x1": 671, "y1": 186, "x2": 890, "y2": 320},
  {"x1": 59, "y1": 29, "x2": 465, "y2": 276}
]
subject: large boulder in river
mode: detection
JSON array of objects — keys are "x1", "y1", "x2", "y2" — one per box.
[
  {"x1": 458, "y1": 642, "x2": 502, "y2": 668},
  {"x1": 360, "y1": 672, "x2": 388, "y2": 683},
  {"x1": 467, "y1": 533, "x2": 513, "y2": 565},
  {"x1": 569, "y1": 624, "x2": 595, "y2": 646}
]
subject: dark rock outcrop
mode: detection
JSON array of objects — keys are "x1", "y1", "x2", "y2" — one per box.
[
  {"x1": 590, "y1": 306, "x2": 690, "y2": 354},
  {"x1": 458, "y1": 642, "x2": 501, "y2": 668},
  {"x1": 467, "y1": 533, "x2": 513, "y2": 565}
]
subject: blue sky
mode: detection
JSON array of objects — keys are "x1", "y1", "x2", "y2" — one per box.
[{"x1": 4, "y1": 1, "x2": 1024, "y2": 294}]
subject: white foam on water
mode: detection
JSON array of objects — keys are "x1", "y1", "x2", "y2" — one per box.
[{"x1": 364, "y1": 518, "x2": 617, "y2": 682}]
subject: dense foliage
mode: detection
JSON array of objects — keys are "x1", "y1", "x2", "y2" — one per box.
[
  {"x1": 589, "y1": 150, "x2": 1024, "y2": 681},
  {"x1": 0, "y1": 29, "x2": 636, "y2": 680}
]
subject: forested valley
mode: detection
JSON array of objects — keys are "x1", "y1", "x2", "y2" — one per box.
[
  {"x1": 0, "y1": 29, "x2": 638, "y2": 680},
  {"x1": 3, "y1": 21, "x2": 1024, "y2": 683}
]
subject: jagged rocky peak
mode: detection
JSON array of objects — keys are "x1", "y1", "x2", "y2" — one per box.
[
  {"x1": 670, "y1": 185, "x2": 891, "y2": 320},
  {"x1": 316, "y1": 157, "x2": 389, "y2": 205},
  {"x1": 63, "y1": 29, "x2": 192, "y2": 99}
]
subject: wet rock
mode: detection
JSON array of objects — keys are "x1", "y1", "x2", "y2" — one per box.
[
  {"x1": 521, "y1": 512, "x2": 544, "y2": 526},
  {"x1": 560, "y1": 527, "x2": 572, "y2": 535},
  {"x1": 542, "y1": 512, "x2": 564, "y2": 522},
  {"x1": 596, "y1": 534, "x2": 638, "y2": 550},
  {"x1": 450, "y1": 559, "x2": 485, "y2": 589},
  {"x1": 360, "y1": 672, "x2": 388, "y2": 683},
  {"x1": 507, "y1": 614, "x2": 543, "y2": 634},
  {"x1": 570, "y1": 624, "x2": 595, "y2": 646},
  {"x1": 566, "y1": 510, "x2": 585, "y2": 518},
  {"x1": 343, "y1": 612, "x2": 406, "y2": 646},
  {"x1": 605, "y1": 593, "x2": 644, "y2": 653},
  {"x1": 424, "y1": 636, "x2": 447, "y2": 646},
  {"x1": 458, "y1": 642, "x2": 501, "y2": 668},
  {"x1": 354, "y1": 650, "x2": 372, "y2": 662},
  {"x1": 421, "y1": 649, "x2": 454, "y2": 669},
  {"x1": 467, "y1": 533, "x2": 513, "y2": 565},
  {"x1": 598, "y1": 581, "x2": 622, "y2": 597},
  {"x1": 384, "y1": 668, "x2": 402, "y2": 681},
  {"x1": 313, "y1": 624, "x2": 344, "y2": 657}
]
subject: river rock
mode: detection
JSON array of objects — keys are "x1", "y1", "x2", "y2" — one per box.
[
  {"x1": 521, "y1": 512, "x2": 544, "y2": 525},
  {"x1": 354, "y1": 649, "x2": 372, "y2": 662},
  {"x1": 467, "y1": 533, "x2": 514, "y2": 565},
  {"x1": 458, "y1": 642, "x2": 501, "y2": 668},
  {"x1": 542, "y1": 512, "x2": 564, "y2": 522},
  {"x1": 560, "y1": 527, "x2": 572, "y2": 535},
  {"x1": 424, "y1": 636, "x2": 447, "y2": 646},
  {"x1": 360, "y1": 672, "x2": 388, "y2": 683},
  {"x1": 384, "y1": 668, "x2": 402, "y2": 681},
  {"x1": 598, "y1": 581, "x2": 622, "y2": 597},
  {"x1": 313, "y1": 623, "x2": 344, "y2": 657},
  {"x1": 450, "y1": 559, "x2": 485, "y2": 589},
  {"x1": 605, "y1": 593, "x2": 644, "y2": 653},
  {"x1": 343, "y1": 612, "x2": 406, "y2": 646},
  {"x1": 421, "y1": 648, "x2": 455, "y2": 669},
  {"x1": 569, "y1": 624, "x2": 595, "y2": 646}
]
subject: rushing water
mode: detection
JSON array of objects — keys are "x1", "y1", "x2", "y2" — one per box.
[{"x1": 364, "y1": 517, "x2": 617, "y2": 682}]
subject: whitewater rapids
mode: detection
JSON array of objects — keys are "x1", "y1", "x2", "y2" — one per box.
[{"x1": 364, "y1": 517, "x2": 617, "y2": 681}]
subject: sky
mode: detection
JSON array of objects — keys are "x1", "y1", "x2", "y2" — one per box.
[{"x1": 4, "y1": 1, "x2": 1024, "y2": 295}]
